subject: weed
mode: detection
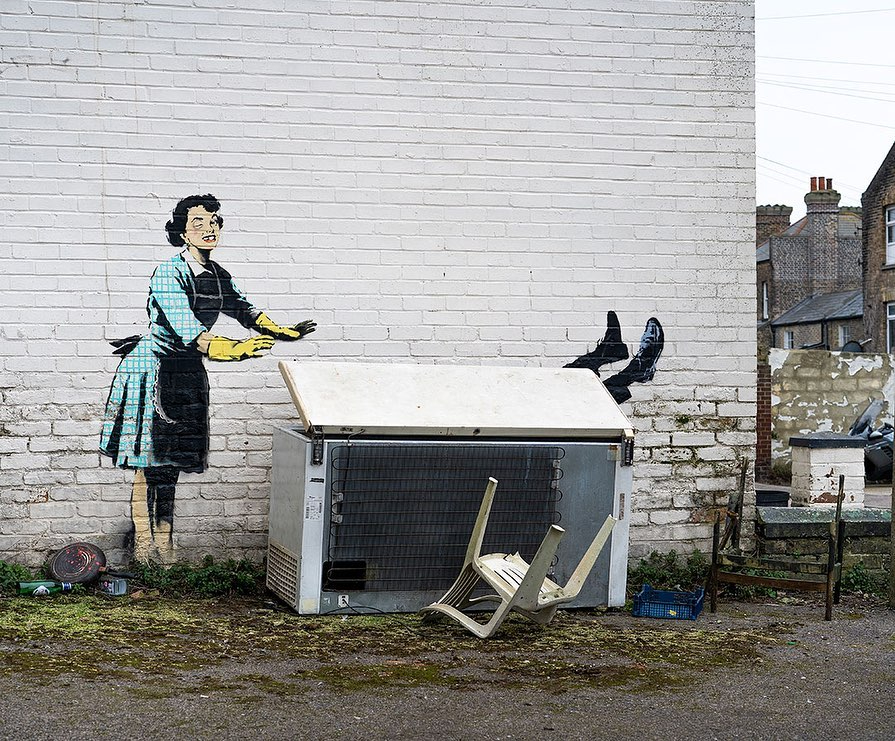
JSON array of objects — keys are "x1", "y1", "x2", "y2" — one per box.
[
  {"x1": 129, "y1": 556, "x2": 266, "y2": 598},
  {"x1": 627, "y1": 550, "x2": 709, "y2": 593},
  {"x1": 841, "y1": 562, "x2": 888, "y2": 597},
  {"x1": 722, "y1": 569, "x2": 787, "y2": 600},
  {"x1": 0, "y1": 560, "x2": 33, "y2": 597}
]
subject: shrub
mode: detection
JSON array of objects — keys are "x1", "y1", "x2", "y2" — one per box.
[
  {"x1": 840, "y1": 562, "x2": 888, "y2": 597},
  {"x1": 129, "y1": 556, "x2": 266, "y2": 598},
  {"x1": 627, "y1": 550, "x2": 709, "y2": 593},
  {"x1": 0, "y1": 560, "x2": 33, "y2": 597}
]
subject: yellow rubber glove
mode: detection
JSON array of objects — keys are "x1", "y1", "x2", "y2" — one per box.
[
  {"x1": 255, "y1": 313, "x2": 317, "y2": 341},
  {"x1": 207, "y1": 335, "x2": 275, "y2": 361}
]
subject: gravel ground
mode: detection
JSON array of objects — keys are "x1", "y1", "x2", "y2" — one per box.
[{"x1": 0, "y1": 593, "x2": 893, "y2": 741}]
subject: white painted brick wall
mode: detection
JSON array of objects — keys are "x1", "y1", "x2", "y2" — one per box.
[{"x1": 0, "y1": 0, "x2": 755, "y2": 565}]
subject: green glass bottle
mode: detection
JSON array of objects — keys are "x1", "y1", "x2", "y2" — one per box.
[{"x1": 17, "y1": 581, "x2": 73, "y2": 597}]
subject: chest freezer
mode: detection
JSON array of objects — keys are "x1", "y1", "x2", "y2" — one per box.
[{"x1": 267, "y1": 361, "x2": 634, "y2": 615}]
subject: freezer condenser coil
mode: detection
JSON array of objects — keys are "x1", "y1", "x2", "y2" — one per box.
[{"x1": 324, "y1": 442, "x2": 564, "y2": 593}]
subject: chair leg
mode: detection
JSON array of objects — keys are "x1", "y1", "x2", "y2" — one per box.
[
  {"x1": 423, "y1": 596, "x2": 518, "y2": 638},
  {"x1": 421, "y1": 566, "x2": 481, "y2": 623},
  {"x1": 825, "y1": 518, "x2": 836, "y2": 621},
  {"x1": 463, "y1": 477, "x2": 499, "y2": 566},
  {"x1": 834, "y1": 518, "x2": 845, "y2": 605},
  {"x1": 558, "y1": 515, "x2": 615, "y2": 600},
  {"x1": 709, "y1": 511, "x2": 720, "y2": 614},
  {"x1": 513, "y1": 525, "x2": 565, "y2": 613},
  {"x1": 516, "y1": 603, "x2": 559, "y2": 625}
]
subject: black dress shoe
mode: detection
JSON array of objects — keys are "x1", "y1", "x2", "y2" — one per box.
[
  {"x1": 605, "y1": 384, "x2": 632, "y2": 404},
  {"x1": 603, "y1": 317, "x2": 664, "y2": 391},
  {"x1": 563, "y1": 311, "x2": 629, "y2": 372}
]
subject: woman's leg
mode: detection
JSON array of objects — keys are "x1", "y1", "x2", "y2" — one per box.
[
  {"x1": 131, "y1": 469, "x2": 153, "y2": 562},
  {"x1": 145, "y1": 466, "x2": 180, "y2": 564}
]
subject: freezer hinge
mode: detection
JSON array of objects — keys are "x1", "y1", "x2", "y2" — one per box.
[
  {"x1": 311, "y1": 425, "x2": 325, "y2": 465},
  {"x1": 622, "y1": 431, "x2": 634, "y2": 467}
]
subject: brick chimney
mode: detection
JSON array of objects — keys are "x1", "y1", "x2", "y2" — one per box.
[
  {"x1": 804, "y1": 176, "x2": 841, "y2": 295},
  {"x1": 756, "y1": 205, "x2": 793, "y2": 245}
]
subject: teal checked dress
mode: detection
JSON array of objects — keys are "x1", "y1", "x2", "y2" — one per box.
[{"x1": 100, "y1": 253, "x2": 260, "y2": 472}]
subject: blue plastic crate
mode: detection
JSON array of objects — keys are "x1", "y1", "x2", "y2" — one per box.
[{"x1": 631, "y1": 583, "x2": 705, "y2": 620}]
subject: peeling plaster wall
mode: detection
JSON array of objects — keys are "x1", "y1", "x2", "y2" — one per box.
[{"x1": 770, "y1": 348, "x2": 895, "y2": 466}]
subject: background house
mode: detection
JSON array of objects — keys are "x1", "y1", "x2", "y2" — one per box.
[
  {"x1": 862, "y1": 140, "x2": 895, "y2": 351},
  {"x1": 756, "y1": 178, "x2": 862, "y2": 352},
  {"x1": 770, "y1": 289, "x2": 863, "y2": 351}
]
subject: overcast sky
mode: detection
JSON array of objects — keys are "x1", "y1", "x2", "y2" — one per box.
[{"x1": 755, "y1": 1, "x2": 895, "y2": 219}]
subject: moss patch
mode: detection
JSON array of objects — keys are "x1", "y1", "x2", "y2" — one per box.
[{"x1": 0, "y1": 596, "x2": 774, "y2": 695}]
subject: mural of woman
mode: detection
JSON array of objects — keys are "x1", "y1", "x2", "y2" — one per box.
[{"x1": 100, "y1": 194, "x2": 316, "y2": 564}]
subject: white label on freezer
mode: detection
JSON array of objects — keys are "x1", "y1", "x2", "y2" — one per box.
[{"x1": 305, "y1": 495, "x2": 324, "y2": 521}]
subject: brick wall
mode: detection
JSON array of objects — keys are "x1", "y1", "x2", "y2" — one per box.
[
  {"x1": 758, "y1": 510, "x2": 891, "y2": 583},
  {"x1": 773, "y1": 317, "x2": 864, "y2": 352},
  {"x1": 755, "y1": 205, "x2": 792, "y2": 246},
  {"x1": 765, "y1": 236, "x2": 811, "y2": 320},
  {"x1": 769, "y1": 348, "x2": 894, "y2": 469},
  {"x1": 0, "y1": 0, "x2": 756, "y2": 565},
  {"x1": 863, "y1": 143, "x2": 895, "y2": 352}
]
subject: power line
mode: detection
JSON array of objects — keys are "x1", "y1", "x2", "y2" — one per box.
[
  {"x1": 758, "y1": 55, "x2": 895, "y2": 69},
  {"x1": 758, "y1": 78, "x2": 895, "y2": 104},
  {"x1": 758, "y1": 163, "x2": 808, "y2": 186},
  {"x1": 757, "y1": 168, "x2": 813, "y2": 192},
  {"x1": 757, "y1": 156, "x2": 864, "y2": 193},
  {"x1": 758, "y1": 8, "x2": 895, "y2": 21},
  {"x1": 760, "y1": 72, "x2": 895, "y2": 89},
  {"x1": 758, "y1": 76, "x2": 895, "y2": 95},
  {"x1": 758, "y1": 101, "x2": 895, "y2": 130},
  {"x1": 757, "y1": 162, "x2": 861, "y2": 198}
]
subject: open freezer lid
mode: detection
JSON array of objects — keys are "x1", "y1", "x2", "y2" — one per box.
[{"x1": 278, "y1": 361, "x2": 633, "y2": 439}]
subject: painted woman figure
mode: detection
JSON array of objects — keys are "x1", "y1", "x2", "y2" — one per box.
[{"x1": 100, "y1": 194, "x2": 315, "y2": 563}]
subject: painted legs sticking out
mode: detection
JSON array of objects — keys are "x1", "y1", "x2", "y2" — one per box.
[{"x1": 131, "y1": 466, "x2": 179, "y2": 564}]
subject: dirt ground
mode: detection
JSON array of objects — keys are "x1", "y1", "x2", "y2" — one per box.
[{"x1": 0, "y1": 591, "x2": 893, "y2": 741}]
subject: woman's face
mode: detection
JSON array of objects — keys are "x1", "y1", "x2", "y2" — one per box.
[{"x1": 181, "y1": 206, "x2": 222, "y2": 251}]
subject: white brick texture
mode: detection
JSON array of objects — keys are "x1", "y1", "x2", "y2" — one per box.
[{"x1": 0, "y1": 0, "x2": 756, "y2": 565}]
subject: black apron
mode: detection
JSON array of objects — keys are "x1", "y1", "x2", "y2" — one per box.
[{"x1": 151, "y1": 264, "x2": 224, "y2": 473}]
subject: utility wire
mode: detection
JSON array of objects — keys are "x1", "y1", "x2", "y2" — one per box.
[
  {"x1": 758, "y1": 165, "x2": 809, "y2": 187},
  {"x1": 758, "y1": 75, "x2": 895, "y2": 94},
  {"x1": 758, "y1": 55, "x2": 895, "y2": 69},
  {"x1": 758, "y1": 101, "x2": 895, "y2": 130},
  {"x1": 758, "y1": 78, "x2": 895, "y2": 104},
  {"x1": 757, "y1": 156, "x2": 864, "y2": 193},
  {"x1": 760, "y1": 72, "x2": 895, "y2": 89},
  {"x1": 757, "y1": 165, "x2": 862, "y2": 199},
  {"x1": 758, "y1": 8, "x2": 895, "y2": 21},
  {"x1": 757, "y1": 168, "x2": 813, "y2": 191},
  {"x1": 758, "y1": 77, "x2": 895, "y2": 98}
]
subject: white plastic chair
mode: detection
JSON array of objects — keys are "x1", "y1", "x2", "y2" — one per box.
[{"x1": 421, "y1": 477, "x2": 616, "y2": 638}]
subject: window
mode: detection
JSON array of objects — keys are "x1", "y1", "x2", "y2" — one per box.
[
  {"x1": 761, "y1": 282, "x2": 769, "y2": 320},
  {"x1": 783, "y1": 330, "x2": 794, "y2": 349},
  {"x1": 838, "y1": 324, "x2": 850, "y2": 348},
  {"x1": 888, "y1": 303, "x2": 895, "y2": 352},
  {"x1": 887, "y1": 207, "x2": 895, "y2": 264}
]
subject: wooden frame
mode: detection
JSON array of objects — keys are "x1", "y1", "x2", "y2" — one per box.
[{"x1": 709, "y1": 473, "x2": 845, "y2": 621}]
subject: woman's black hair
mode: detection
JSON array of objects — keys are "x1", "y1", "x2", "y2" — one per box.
[{"x1": 165, "y1": 194, "x2": 223, "y2": 247}]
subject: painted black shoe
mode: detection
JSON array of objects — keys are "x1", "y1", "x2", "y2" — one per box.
[
  {"x1": 604, "y1": 384, "x2": 632, "y2": 404},
  {"x1": 563, "y1": 310, "x2": 629, "y2": 373},
  {"x1": 603, "y1": 317, "x2": 664, "y2": 391}
]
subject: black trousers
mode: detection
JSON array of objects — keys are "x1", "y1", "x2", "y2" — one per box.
[{"x1": 144, "y1": 466, "x2": 180, "y2": 529}]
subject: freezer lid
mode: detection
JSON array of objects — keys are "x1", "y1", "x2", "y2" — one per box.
[{"x1": 278, "y1": 360, "x2": 633, "y2": 439}]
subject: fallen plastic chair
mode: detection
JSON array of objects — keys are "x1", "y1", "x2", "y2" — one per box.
[{"x1": 421, "y1": 477, "x2": 616, "y2": 638}]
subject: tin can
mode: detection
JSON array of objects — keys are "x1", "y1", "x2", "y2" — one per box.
[{"x1": 96, "y1": 577, "x2": 127, "y2": 596}]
